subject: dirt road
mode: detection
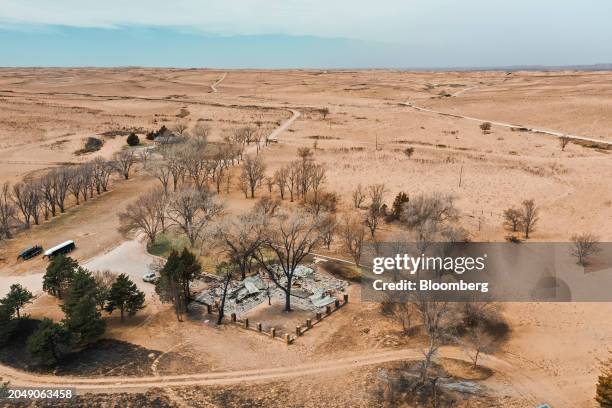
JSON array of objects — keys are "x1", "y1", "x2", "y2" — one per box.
[
  {"x1": 210, "y1": 72, "x2": 227, "y2": 93},
  {"x1": 402, "y1": 101, "x2": 612, "y2": 147},
  {"x1": 0, "y1": 346, "x2": 565, "y2": 405}
]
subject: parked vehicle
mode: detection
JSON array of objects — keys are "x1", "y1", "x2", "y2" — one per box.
[
  {"x1": 17, "y1": 245, "x2": 43, "y2": 260},
  {"x1": 43, "y1": 240, "x2": 76, "y2": 258},
  {"x1": 142, "y1": 272, "x2": 157, "y2": 283}
]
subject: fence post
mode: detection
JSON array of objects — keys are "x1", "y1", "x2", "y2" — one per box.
[
  {"x1": 296, "y1": 326, "x2": 301, "y2": 336},
  {"x1": 271, "y1": 327, "x2": 276, "y2": 338},
  {"x1": 326, "y1": 305, "x2": 331, "y2": 315},
  {"x1": 285, "y1": 334, "x2": 291, "y2": 344},
  {"x1": 244, "y1": 318, "x2": 249, "y2": 329},
  {"x1": 335, "y1": 299, "x2": 340, "y2": 308},
  {"x1": 343, "y1": 294, "x2": 349, "y2": 303},
  {"x1": 316, "y1": 312, "x2": 322, "y2": 321},
  {"x1": 257, "y1": 323, "x2": 262, "y2": 332},
  {"x1": 306, "y1": 319, "x2": 312, "y2": 329},
  {"x1": 231, "y1": 313, "x2": 236, "y2": 322}
]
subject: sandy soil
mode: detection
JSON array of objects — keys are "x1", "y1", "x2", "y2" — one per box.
[{"x1": 0, "y1": 68, "x2": 611, "y2": 407}]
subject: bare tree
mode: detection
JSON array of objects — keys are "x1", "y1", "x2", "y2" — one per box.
[
  {"x1": 92, "y1": 270, "x2": 117, "y2": 311},
  {"x1": 571, "y1": 233, "x2": 601, "y2": 266},
  {"x1": 67, "y1": 166, "x2": 84, "y2": 205},
  {"x1": 480, "y1": 122, "x2": 492, "y2": 133},
  {"x1": 52, "y1": 168, "x2": 71, "y2": 213},
  {"x1": 149, "y1": 162, "x2": 171, "y2": 194},
  {"x1": 365, "y1": 183, "x2": 387, "y2": 237},
  {"x1": 389, "y1": 302, "x2": 416, "y2": 335},
  {"x1": 166, "y1": 148, "x2": 186, "y2": 192},
  {"x1": 11, "y1": 182, "x2": 35, "y2": 228},
  {"x1": 215, "y1": 261, "x2": 237, "y2": 325},
  {"x1": 167, "y1": 189, "x2": 223, "y2": 246},
  {"x1": 463, "y1": 323, "x2": 496, "y2": 368},
  {"x1": 38, "y1": 172, "x2": 57, "y2": 217},
  {"x1": 520, "y1": 199, "x2": 538, "y2": 239},
  {"x1": 318, "y1": 213, "x2": 338, "y2": 250},
  {"x1": 286, "y1": 162, "x2": 300, "y2": 202},
  {"x1": 309, "y1": 164, "x2": 327, "y2": 196},
  {"x1": 215, "y1": 211, "x2": 267, "y2": 280},
  {"x1": 559, "y1": 136, "x2": 571, "y2": 151},
  {"x1": 412, "y1": 292, "x2": 453, "y2": 384},
  {"x1": 240, "y1": 154, "x2": 266, "y2": 198},
  {"x1": 138, "y1": 148, "x2": 152, "y2": 169},
  {"x1": 503, "y1": 207, "x2": 522, "y2": 233},
  {"x1": 173, "y1": 120, "x2": 189, "y2": 138},
  {"x1": 400, "y1": 193, "x2": 459, "y2": 251},
  {"x1": 254, "y1": 196, "x2": 281, "y2": 217},
  {"x1": 0, "y1": 182, "x2": 15, "y2": 239},
  {"x1": 303, "y1": 190, "x2": 339, "y2": 216},
  {"x1": 113, "y1": 150, "x2": 137, "y2": 180},
  {"x1": 253, "y1": 210, "x2": 323, "y2": 312},
  {"x1": 233, "y1": 127, "x2": 256, "y2": 146},
  {"x1": 91, "y1": 157, "x2": 113, "y2": 193},
  {"x1": 352, "y1": 184, "x2": 366, "y2": 209},
  {"x1": 273, "y1": 166, "x2": 288, "y2": 200},
  {"x1": 119, "y1": 187, "x2": 168, "y2": 243},
  {"x1": 192, "y1": 123, "x2": 211, "y2": 142},
  {"x1": 341, "y1": 213, "x2": 367, "y2": 266}
]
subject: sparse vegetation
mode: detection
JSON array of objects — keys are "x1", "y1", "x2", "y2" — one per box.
[{"x1": 571, "y1": 233, "x2": 601, "y2": 266}]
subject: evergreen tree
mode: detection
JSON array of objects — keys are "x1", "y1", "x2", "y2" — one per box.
[
  {"x1": 43, "y1": 255, "x2": 78, "y2": 299},
  {"x1": 2, "y1": 284, "x2": 34, "y2": 319},
  {"x1": 62, "y1": 268, "x2": 105, "y2": 344},
  {"x1": 389, "y1": 191, "x2": 409, "y2": 221},
  {"x1": 106, "y1": 274, "x2": 145, "y2": 321},
  {"x1": 155, "y1": 250, "x2": 186, "y2": 321},
  {"x1": 126, "y1": 132, "x2": 140, "y2": 146},
  {"x1": 0, "y1": 304, "x2": 17, "y2": 347},
  {"x1": 26, "y1": 318, "x2": 72, "y2": 367},
  {"x1": 179, "y1": 248, "x2": 202, "y2": 303}
]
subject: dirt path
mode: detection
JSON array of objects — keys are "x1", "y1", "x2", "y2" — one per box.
[
  {"x1": 0, "y1": 346, "x2": 563, "y2": 405},
  {"x1": 402, "y1": 101, "x2": 612, "y2": 147},
  {"x1": 210, "y1": 73, "x2": 227, "y2": 93}
]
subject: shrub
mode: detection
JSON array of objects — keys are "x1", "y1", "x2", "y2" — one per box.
[
  {"x1": 75, "y1": 137, "x2": 104, "y2": 155},
  {"x1": 480, "y1": 122, "x2": 492, "y2": 133},
  {"x1": 126, "y1": 133, "x2": 140, "y2": 146}
]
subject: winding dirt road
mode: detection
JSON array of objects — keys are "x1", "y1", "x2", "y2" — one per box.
[
  {"x1": 402, "y1": 101, "x2": 612, "y2": 147},
  {"x1": 210, "y1": 72, "x2": 227, "y2": 93},
  {"x1": 0, "y1": 346, "x2": 566, "y2": 405}
]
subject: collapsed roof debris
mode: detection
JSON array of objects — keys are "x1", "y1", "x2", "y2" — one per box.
[{"x1": 193, "y1": 264, "x2": 348, "y2": 315}]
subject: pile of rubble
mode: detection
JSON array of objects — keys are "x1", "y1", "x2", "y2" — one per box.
[{"x1": 193, "y1": 264, "x2": 348, "y2": 315}]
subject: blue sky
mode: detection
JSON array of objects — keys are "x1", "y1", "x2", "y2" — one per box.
[{"x1": 0, "y1": 1, "x2": 610, "y2": 68}]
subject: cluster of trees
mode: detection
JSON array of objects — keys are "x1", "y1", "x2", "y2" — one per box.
[
  {"x1": 0, "y1": 151, "x2": 143, "y2": 242},
  {"x1": 503, "y1": 199, "x2": 539, "y2": 239},
  {"x1": 119, "y1": 186, "x2": 223, "y2": 246},
  {"x1": 270, "y1": 148, "x2": 328, "y2": 203},
  {"x1": 25, "y1": 255, "x2": 145, "y2": 366},
  {"x1": 150, "y1": 135, "x2": 242, "y2": 196}
]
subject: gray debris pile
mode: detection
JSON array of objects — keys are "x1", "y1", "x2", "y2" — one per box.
[{"x1": 193, "y1": 264, "x2": 348, "y2": 315}]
